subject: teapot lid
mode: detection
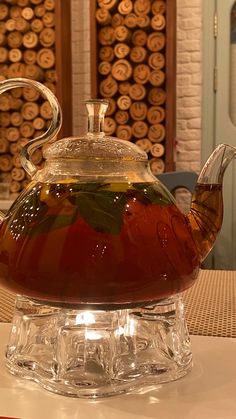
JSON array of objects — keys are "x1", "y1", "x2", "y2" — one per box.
[{"x1": 43, "y1": 99, "x2": 147, "y2": 162}]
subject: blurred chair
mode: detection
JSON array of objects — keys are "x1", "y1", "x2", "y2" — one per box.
[{"x1": 156, "y1": 171, "x2": 198, "y2": 194}]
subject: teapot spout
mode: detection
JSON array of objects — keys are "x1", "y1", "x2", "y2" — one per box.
[
  {"x1": 197, "y1": 143, "x2": 236, "y2": 185},
  {"x1": 187, "y1": 144, "x2": 236, "y2": 262}
]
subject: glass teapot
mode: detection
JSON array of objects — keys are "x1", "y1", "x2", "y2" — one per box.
[
  {"x1": 0, "y1": 78, "x2": 235, "y2": 398},
  {"x1": 0, "y1": 78, "x2": 233, "y2": 308}
]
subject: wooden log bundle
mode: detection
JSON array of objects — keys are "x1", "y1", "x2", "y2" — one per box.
[
  {"x1": 0, "y1": 0, "x2": 57, "y2": 196},
  {"x1": 95, "y1": 0, "x2": 170, "y2": 174}
]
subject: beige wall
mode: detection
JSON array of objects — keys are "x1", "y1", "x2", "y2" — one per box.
[
  {"x1": 71, "y1": 0, "x2": 91, "y2": 135},
  {"x1": 71, "y1": 0, "x2": 203, "y2": 172}
]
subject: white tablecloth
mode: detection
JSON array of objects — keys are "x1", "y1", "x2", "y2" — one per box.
[{"x1": 0, "y1": 324, "x2": 235, "y2": 419}]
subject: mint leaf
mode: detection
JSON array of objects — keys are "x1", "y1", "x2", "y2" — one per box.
[
  {"x1": 15, "y1": 182, "x2": 171, "y2": 238},
  {"x1": 73, "y1": 190, "x2": 127, "y2": 234},
  {"x1": 29, "y1": 210, "x2": 78, "y2": 237},
  {"x1": 133, "y1": 182, "x2": 171, "y2": 205}
]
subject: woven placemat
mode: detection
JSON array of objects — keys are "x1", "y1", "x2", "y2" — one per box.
[
  {"x1": 0, "y1": 270, "x2": 236, "y2": 337},
  {"x1": 183, "y1": 270, "x2": 236, "y2": 338},
  {"x1": 0, "y1": 287, "x2": 15, "y2": 323}
]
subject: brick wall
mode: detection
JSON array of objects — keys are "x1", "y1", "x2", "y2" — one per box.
[
  {"x1": 71, "y1": 0, "x2": 203, "y2": 173},
  {"x1": 176, "y1": 0, "x2": 202, "y2": 172}
]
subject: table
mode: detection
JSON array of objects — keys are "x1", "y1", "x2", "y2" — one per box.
[
  {"x1": 0, "y1": 270, "x2": 236, "y2": 418},
  {"x1": 0, "y1": 323, "x2": 235, "y2": 419}
]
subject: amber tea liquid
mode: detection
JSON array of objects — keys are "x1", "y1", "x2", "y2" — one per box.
[
  {"x1": 188, "y1": 183, "x2": 223, "y2": 261},
  {"x1": 0, "y1": 181, "x2": 200, "y2": 308}
]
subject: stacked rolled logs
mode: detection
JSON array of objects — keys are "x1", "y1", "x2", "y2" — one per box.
[
  {"x1": 96, "y1": 0, "x2": 167, "y2": 174},
  {"x1": 0, "y1": 0, "x2": 56, "y2": 196}
]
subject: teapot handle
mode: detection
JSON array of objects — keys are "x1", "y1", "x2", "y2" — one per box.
[{"x1": 0, "y1": 77, "x2": 62, "y2": 176}]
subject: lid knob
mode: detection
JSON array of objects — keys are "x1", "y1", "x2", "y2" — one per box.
[{"x1": 85, "y1": 99, "x2": 109, "y2": 135}]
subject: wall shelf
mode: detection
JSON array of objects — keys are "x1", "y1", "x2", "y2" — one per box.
[
  {"x1": 0, "y1": 0, "x2": 72, "y2": 196},
  {"x1": 90, "y1": 0, "x2": 176, "y2": 174}
]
